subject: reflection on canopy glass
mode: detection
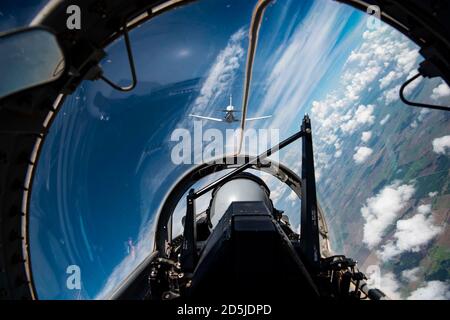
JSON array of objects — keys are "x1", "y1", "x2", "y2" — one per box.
[{"x1": 29, "y1": 0, "x2": 450, "y2": 300}]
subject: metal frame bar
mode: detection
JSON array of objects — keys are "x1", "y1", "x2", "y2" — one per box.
[
  {"x1": 400, "y1": 73, "x2": 449, "y2": 111},
  {"x1": 99, "y1": 23, "x2": 137, "y2": 92},
  {"x1": 180, "y1": 189, "x2": 197, "y2": 272},
  {"x1": 300, "y1": 115, "x2": 321, "y2": 272},
  {"x1": 193, "y1": 130, "x2": 304, "y2": 199}
]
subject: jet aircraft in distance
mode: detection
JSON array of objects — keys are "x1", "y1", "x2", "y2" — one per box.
[{"x1": 189, "y1": 95, "x2": 272, "y2": 123}]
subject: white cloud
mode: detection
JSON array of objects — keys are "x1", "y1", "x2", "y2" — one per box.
[
  {"x1": 397, "y1": 48, "x2": 420, "y2": 75},
  {"x1": 190, "y1": 27, "x2": 246, "y2": 114},
  {"x1": 347, "y1": 25, "x2": 420, "y2": 105},
  {"x1": 417, "y1": 204, "x2": 431, "y2": 215},
  {"x1": 94, "y1": 28, "x2": 249, "y2": 299},
  {"x1": 383, "y1": 85, "x2": 401, "y2": 105},
  {"x1": 371, "y1": 272, "x2": 450, "y2": 300},
  {"x1": 361, "y1": 183, "x2": 415, "y2": 248},
  {"x1": 286, "y1": 190, "x2": 299, "y2": 208},
  {"x1": 431, "y1": 81, "x2": 450, "y2": 100},
  {"x1": 403, "y1": 73, "x2": 423, "y2": 96},
  {"x1": 428, "y1": 191, "x2": 438, "y2": 198},
  {"x1": 376, "y1": 272, "x2": 401, "y2": 300},
  {"x1": 288, "y1": 190, "x2": 297, "y2": 202},
  {"x1": 342, "y1": 66, "x2": 381, "y2": 101},
  {"x1": 309, "y1": 23, "x2": 421, "y2": 177},
  {"x1": 380, "y1": 114, "x2": 391, "y2": 126},
  {"x1": 378, "y1": 205, "x2": 442, "y2": 261},
  {"x1": 361, "y1": 131, "x2": 372, "y2": 143},
  {"x1": 353, "y1": 146, "x2": 373, "y2": 164},
  {"x1": 370, "y1": 271, "x2": 450, "y2": 300},
  {"x1": 410, "y1": 109, "x2": 431, "y2": 129},
  {"x1": 270, "y1": 182, "x2": 288, "y2": 206},
  {"x1": 408, "y1": 281, "x2": 450, "y2": 300},
  {"x1": 341, "y1": 105, "x2": 375, "y2": 134},
  {"x1": 379, "y1": 71, "x2": 401, "y2": 90},
  {"x1": 402, "y1": 267, "x2": 421, "y2": 282},
  {"x1": 432, "y1": 135, "x2": 450, "y2": 155},
  {"x1": 418, "y1": 108, "x2": 431, "y2": 122},
  {"x1": 251, "y1": 0, "x2": 363, "y2": 133}
]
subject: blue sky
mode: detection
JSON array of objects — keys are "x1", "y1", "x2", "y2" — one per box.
[{"x1": 3, "y1": 0, "x2": 448, "y2": 299}]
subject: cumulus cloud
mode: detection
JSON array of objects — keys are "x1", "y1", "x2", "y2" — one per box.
[
  {"x1": 288, "y1": 191, "x2": 298, "y2": 203},
  {"x1": 270, "y1": 182, "x2": 289, "y2": 206},
  {"x1": 376, "y1": 272, "x2": 401, "y2": 300},
  {"x1": 361, "y1": 131, "x2": 372, "y2": 143},
  {"x1": 309, "y1": 23, "x2": 421, "y2": 177},
  {"x1": 383, "y1": 85, "x2": 401, "y2": 105},
  {"x1": 361, "y1": 183, "x2": 415, "y2": 248},
  {"x1": 353, "y1": 146, "x2": 373, "y2": 164},
  {"x1": 190, "y1": 27, "x2": 246, "y2": 114},
  {"x1": 341, "y1": 105, "x2": 375, "y2": 134},
  {"x1": 428, "y1": 191, "x2": 438, "y2": 198},
  {"x1": 403, "y1": 73, "x2": 423, "y2": 96},
  {"x1": 379, "y1": 71, "x2": 401, "y2": 90},
  {"x1": 418, "y1": 109, "x2": 431, "y2": 122},
  {"x1": 350, "y1": 25, "x2": 420, "y2": 106},
  {"x1": 402, "y1": 267, "x2": 421, "y2": 282},
  {"x1": 432, "y1": 135, "x2": 450, "y2": 155},
  {"x1": 380, "y1": 114, "x2": 391, "y2": 126},
  {"x1": 397, "y1": 48, "x2": 420, "y2": 75},
  {"x1": 251, "y1": 0, "x2": 362, "y2": 133},
  {"x1": 378, "y1": 205, "x2": 442, "y2": 261},
  {"x1": 408, "y1": 281, "x2": 450, "y2": 300},
  {"x1": 411, "y1": 109, "x2": 431, "y2": 129},
  {"x1": 417, "y1": 204, "x2": 432, "y2": 215},
  {"x1": 371, "y1": 271, "x2": 450, "y2": 300},
  {"x1": 431, "y1": 81, "x2": 450, "y2": 100},
  {"x1": 243, "y1": 0, "x2": 374, "y2": 181}
]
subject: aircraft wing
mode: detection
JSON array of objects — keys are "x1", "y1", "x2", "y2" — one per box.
[
  {"x1": 245, "y1": 115, "x2": 272, "y2": 122},
  {"x1": 189, "y1": 114, "x2": 223, "y2": 122}
]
